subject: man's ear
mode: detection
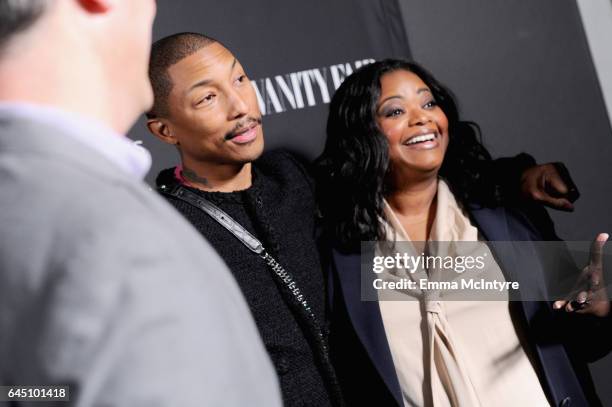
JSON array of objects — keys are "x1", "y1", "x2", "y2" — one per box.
[
  {"x1": 147, "y1": 118, "x2": 179, "y2": 146},
  {"x1": 76, "y1": 0, "x2": 112, "y2": 13}
]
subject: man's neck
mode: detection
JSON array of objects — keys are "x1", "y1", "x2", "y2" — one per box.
[{"x1": 180, "y1": 159, "x2": 253, "y2": 193}]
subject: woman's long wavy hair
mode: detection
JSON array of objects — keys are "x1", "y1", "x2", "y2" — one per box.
[{"x1": 314, "y1": 59, "x2": 493, "y2": 251}]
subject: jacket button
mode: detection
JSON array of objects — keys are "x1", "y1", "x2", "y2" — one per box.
[{"x1": 559, "y1": 396, "x2": 572, "y2": 407}]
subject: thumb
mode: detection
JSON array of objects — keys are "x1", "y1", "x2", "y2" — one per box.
[
  {"x1": 540, "y1": 196, "x2": 574, "y2": 211},
  {"x1": 589, "y1": 233, "x2": 609, "y2": 269}
]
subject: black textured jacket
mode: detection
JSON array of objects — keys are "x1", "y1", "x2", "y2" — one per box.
[{"x1": 156, "y1": 150, "x2": 342, "y2": 406}]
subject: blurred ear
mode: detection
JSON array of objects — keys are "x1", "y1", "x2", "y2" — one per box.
[
  {"x1": 147, "y1": 118, "x2": 179, "y2": 146},
  {"x1": 76, "y1": 0, "x2": 111, "y2": 13}
]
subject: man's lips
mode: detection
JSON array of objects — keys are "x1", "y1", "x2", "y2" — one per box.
[{"x1": 226, "y1": 123, "x2": 259, "y2": 144}]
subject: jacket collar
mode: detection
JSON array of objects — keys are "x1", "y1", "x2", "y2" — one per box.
[{"x1": 0, "y1": 112, "x2": 144, "y2": 184}]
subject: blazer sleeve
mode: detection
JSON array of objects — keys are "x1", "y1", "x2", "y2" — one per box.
[
  {"x1": 512, "y1": 203, "x2": 612, "y2": 363},
  {"x1": 476, "y1": 152, "x2": 537, "y2": 204}
]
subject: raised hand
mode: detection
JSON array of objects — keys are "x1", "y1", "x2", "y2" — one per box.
[
  {"x1": 553, "y1": 233, "x2": 610, "y2": 317},
  {"x1": 521, "y1": 162, "x2": 579, "y2": 211}
]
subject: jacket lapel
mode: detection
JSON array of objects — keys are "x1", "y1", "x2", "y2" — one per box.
[
  {"x1": 470, "y1": 206, "x2": 588, "y2": 406},
  {"x1": 331, "y1": 248, "x2": 403, "y2": 406}
]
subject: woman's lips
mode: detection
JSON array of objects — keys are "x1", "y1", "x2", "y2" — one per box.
[
  {"x1": 405, "y1": 139, "x2": 439, "y2": 150},
  {"x1": 403, "y1": 132, "x2": 440, "y2": 150}
]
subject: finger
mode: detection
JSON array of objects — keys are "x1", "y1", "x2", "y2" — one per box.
[
  {"x1": 539, "y1": 196, "x2": 574, "y2": 211},
  {"x1": 539, "y1": 171, "x2": 547, "y2": 190},
  {"x1": 590, "y1": 268, "x2": 602, "y2": 289},
  {"x1": 565, "y1": 291, "x2": 589, "y2": 312},
  {"x1": 553, "y1": 300, "x2": 567, "y2": 309},
  {"x1": 529, "y1": 189, "x2": 545, "y2": 202},
  {"x1": 566, "y1": 294, "x2": 589, "y2": 312},
  {"x1": 589, "y1": 233, "x2": 609, "y2": 269},
  {"x1": 574, "y1": 291, "x2": 599, "y2": 315},
  {"x1": 546, "y1": 169, "x2": 569, "y2": 195}
]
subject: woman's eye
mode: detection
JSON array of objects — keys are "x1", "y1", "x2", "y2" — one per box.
[
  {"x1": 385, "y1": 108, "x2": 404, "y2": 118},
  {"x1": 423, "y1": 100, "x2": 437, "y2": 109}
]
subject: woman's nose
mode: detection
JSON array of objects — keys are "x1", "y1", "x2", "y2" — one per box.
[{"x1": 408, "y1": 110, "x2": 432, "y2": 127}]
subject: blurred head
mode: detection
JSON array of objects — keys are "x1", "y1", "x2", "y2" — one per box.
[
  {"x1": 146, "y1": 33, "x2": 263, "y2": 167},
  {"x1": 100, "y1": 0, "x2": 158, "y2": 119},
  {"x1": 0, "y1": 0, "x2": 157, "y2": 133},
  {"x1": 0, "y1": 0, "x2": 48, "y2": 52},
  {"x1": 316, "y1": 59, "x2": 491, "y2": 247}
]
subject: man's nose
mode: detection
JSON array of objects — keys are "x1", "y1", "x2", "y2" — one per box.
[{"x1": 227, "y1": 90, "x2": 249, "y2": 120}]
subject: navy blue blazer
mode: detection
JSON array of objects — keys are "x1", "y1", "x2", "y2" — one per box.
[{"x1": 325, "y1": 204, "x2": 611, "y2": 407}]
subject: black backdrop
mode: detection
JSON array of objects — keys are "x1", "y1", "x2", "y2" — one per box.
[
  {"x1": 127, "y1": 1, "x2": 612, "y2": 404},
  {"x1": 397, "y1": 1, "x2": 612, "y2": 402}
]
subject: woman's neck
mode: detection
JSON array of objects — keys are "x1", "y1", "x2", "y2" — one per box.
[{"x1": 386, "y1": 176, "x2": 438, "y2": 241}]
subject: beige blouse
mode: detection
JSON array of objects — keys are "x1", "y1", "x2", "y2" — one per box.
[{"x1": 377, "y1": 180, "x2": 550, "y2": 407}]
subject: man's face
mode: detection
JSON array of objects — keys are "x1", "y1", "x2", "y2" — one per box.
[{"x1": 162, "y1": 43, "x2": 264, "y2": 165}]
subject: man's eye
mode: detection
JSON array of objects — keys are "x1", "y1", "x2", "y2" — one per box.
[
  {"x1": 236, "y1": 74, "x2": 247, "y2": 84},
  {"x1": 198, "y1": 94, "x2": 215, "y2": 104}
]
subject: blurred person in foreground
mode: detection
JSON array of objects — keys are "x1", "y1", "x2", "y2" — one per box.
[
  {"x1": 315, "y1": 59, "x2": 611, "y2": 407},
  {"x1": 0, "y1": 1, "x2": 281, "y2": 406}
]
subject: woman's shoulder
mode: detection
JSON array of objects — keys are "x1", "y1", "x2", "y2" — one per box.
[
  {"x1": 507, "y1": 202, "x2": 562, "y2": 241},
  {"x1": 466, "y1": 199, "x2": 562, "y2": 242}
]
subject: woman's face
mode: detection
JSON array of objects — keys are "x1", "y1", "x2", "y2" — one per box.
[{"x1": 376, "y1": 69, "x2": 449, "y2": 182}]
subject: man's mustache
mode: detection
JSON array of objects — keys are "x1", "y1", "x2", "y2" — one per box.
[{"x1": 224, "y1": 117, "x2": 263, "y2": 141}]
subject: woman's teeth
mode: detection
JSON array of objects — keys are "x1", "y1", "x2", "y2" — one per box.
[{"x1": 405, "y1": 133, "x2": 436, "y2": 145}]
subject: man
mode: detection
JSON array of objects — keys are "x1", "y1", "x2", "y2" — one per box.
[
  {"x1": 145, "y1": 32, "x2": 580, "y2": 406},
  {"x1": 0, "y1": 2, "x2": 281, "y2": 406}
]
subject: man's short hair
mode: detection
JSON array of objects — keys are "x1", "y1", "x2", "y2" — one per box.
[
  {"x1": 0, "y1": 0, "x2": 48, "y2": 52},
  {"x1": 147, "y1": 32, "x2": 220, "y2": 119}
]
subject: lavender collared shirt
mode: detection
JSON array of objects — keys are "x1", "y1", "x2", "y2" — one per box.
[{"x1": 0, "y1": 102, "x2": 151, "y2": 180}]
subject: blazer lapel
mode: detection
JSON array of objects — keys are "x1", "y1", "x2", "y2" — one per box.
[
  {"x1": 331, "y1": 249, "x2": 403, "y2": 406},
  {"x1": 470, "y1": 206, "x2": 588, "y2": 406},
  {"x1": 469, "y1": 205, "x2": 552, "y2": 298}
]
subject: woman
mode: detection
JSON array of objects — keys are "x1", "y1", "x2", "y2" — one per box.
[{"x1": 315, "y1": 59, "x2": 611, "y2": 407}]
